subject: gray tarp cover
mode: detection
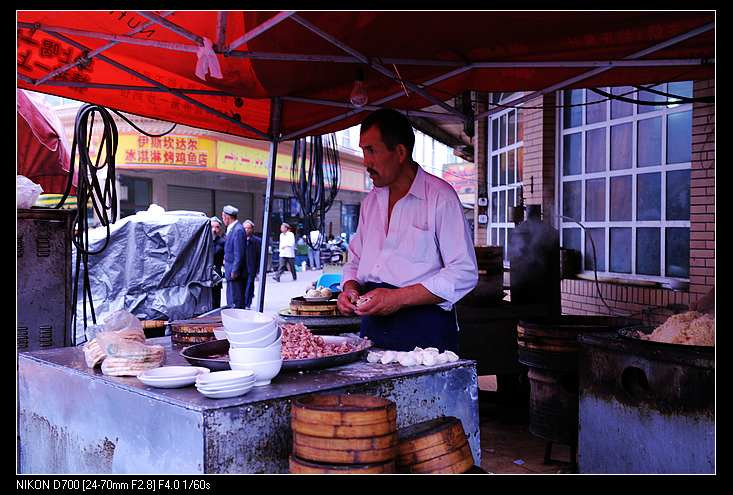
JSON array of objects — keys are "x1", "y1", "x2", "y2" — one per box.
[{"x1": 73, "y1": 209, "x2": 215, "y2": 341}]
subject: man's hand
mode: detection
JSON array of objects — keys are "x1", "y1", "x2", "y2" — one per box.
[
  {"x1": 354, "y1": 288, "x2": 404, "y2": 316},
  {"x1": 337, "y1": 288, "x2": 360, "y2": 315}
]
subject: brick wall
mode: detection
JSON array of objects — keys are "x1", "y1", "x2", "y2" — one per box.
[
  {"x1": 519, "y1": 95, "x2": 556, "y2": 221},
  {"x1": 555, "y1": 79, "x2": 715, "y2": 322}
]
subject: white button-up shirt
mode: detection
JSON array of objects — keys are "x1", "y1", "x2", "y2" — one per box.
[
  {"x1": 342, "y1": 166, "x2": 478, "y2": 311},
  {"x1": 279, "y1": 231, "x2": 295, "y2": 258}
]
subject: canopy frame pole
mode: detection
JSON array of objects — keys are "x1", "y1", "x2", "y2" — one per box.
[
  {"x1": 135, "y1": 11, "x2": 203, "y2": 45},
  {"x1": 280, "y1": 96, "x2": 466, "y2": 120},
  {"x1": 225, "y1": 11, "x2": 296, "y2": 53},
  {"x1": 215, "y1": 11, "x2": 228, "y2": 51},
  {"x1": 28, "y1": 12, "x2": 176, "y2": 86},
  {"x1": 42, "y1": 31, "x2": 271, "y2": 140},
  {"x1": 19, "y1": 79, "x2": 232, "y2": 96},
  {"x1": 475, "y1": 21, "x2": 716, "y2": 120},
  {"x1": 281, "y1": 64, "x2": 474, "y2": 140},
  {"x1": 256, "y1": 97, "x2": 282, "y2": 313},
  {"x1": 289, "y1": 13, "x2": 468, "y2": 121}
]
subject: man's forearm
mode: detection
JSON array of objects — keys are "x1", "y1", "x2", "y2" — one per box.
[{"x1": 394, "y1": 284, "x2": 444, "y2": 307}]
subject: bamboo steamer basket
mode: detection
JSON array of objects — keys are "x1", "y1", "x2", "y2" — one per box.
[
  {"x1": 293, "y1": 432, "x2": 397, "y2": 452},
  {"x1": 289, "y1": 455, "x2": 395, "y2": 474},
  {"x1": 291, "y1": 418, "x2": 397, "y2": 439},
  {"x1": 289, "y1": 297, "x2": 339, "y2": 316},
  {"x1": 292, "y1": 442, "x2": 396, "y2": 464},
  {"x1": 292, "y1": 394, "x2": 397, "y2": 426},
  {"x1": 396, "y1": 416, "x2": 472, "y2": 473},
  {"x1": 406, "y1": 443, "x2": 474, "y2": 474}
]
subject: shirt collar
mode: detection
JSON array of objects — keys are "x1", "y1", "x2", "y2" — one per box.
[
  {"x1": 226, "y1": 219, "x2": 238, "y2": 234},
  {"x1": 406, "y1": 164, "x2": 427, "y2": 200}
]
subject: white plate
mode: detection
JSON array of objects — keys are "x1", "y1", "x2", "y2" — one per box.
[
  {"x1": 137, "y1": 367, "x2": 210, "y2": 388},
  {"x1": 196, "y1": 378, "x2": 255, "y2": 393},
  {"x1": 302, "y1": 295, "x2": 333, "y2": 302},
  {"x1": 197, "y1": 384, "x2": 254, "y2": 399},
  {"x1": 196, "y1": 369, "x2": 255, "y2": 387}
]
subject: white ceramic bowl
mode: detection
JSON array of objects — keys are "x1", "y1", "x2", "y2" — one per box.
[
  {"x1": 226, "y1": 326, "x2": 278, "y2": 348},
  {"x1": 229, "y1": 343, "x2": 282, "y2": 363},
  {"x1": 213, "y1": 327, "x2": 227, "y2": 340},
  {"x1": 220, "y1": 309, "x2": 273, "y2": 332},
  {"x1": 229, "y1": 359, "x2": 282, "y2": 387},
  {"x1": 196, "y1": 369, "x2": 255, "y2": 388},
  {"x1": 222, "y1": 319, "x2": 276, "y2": 338}
]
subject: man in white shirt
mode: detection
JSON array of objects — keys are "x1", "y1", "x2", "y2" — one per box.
[
  {"x1": 337, "y1": 109, "x2": 478, "y2": 352},
  {"x1": 273, "y1": 222, "x2": 297, "y2": 282}
]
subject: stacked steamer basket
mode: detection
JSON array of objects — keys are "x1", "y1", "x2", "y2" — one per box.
[
  {"x1": 396, "y1": 416, "x2": 474, "y2": 474},
  {"x1": 169, "y1": 317, "x2": 222, "y2": 344},
  {"x1": 289, "y1": 394, "x2": 398, "y2": 474},
  {"x1": 289, "y1": 297, "x2": 339, "y2": 316}
]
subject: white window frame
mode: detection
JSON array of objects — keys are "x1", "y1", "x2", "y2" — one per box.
[
  {"x1": 556, "y1": 85, "x2": 693, "y2": 284},
  {"x1": 487, "y1": 96, "x2": 525, "y2": 261}
]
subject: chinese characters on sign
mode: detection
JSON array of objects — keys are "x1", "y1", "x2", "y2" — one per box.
[{"x1": 117, "y1": 134, "x2": 214, "y2": 167}]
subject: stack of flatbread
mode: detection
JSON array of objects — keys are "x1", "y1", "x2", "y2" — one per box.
[
  {"x1": 100, "y1": 341, "x2": 166, "y2": 376},
  {"x1": 642, "y1": 311, "x2": 714, "y2": 346},
  {"x1": 83, "y1": 326, "x2": 147, "y2": 368}
]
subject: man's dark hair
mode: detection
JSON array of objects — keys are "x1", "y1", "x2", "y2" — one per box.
[{"x1": 360, "y1": 108, "x2": 415, "y2": 155}]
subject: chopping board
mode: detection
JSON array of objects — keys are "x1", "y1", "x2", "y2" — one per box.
[
  {"x1": 289, "y1": 296, "x2": 338, "y2": 316},
  {"x1": 169, "y1": 317, "x2": 221, "y2": 344}
]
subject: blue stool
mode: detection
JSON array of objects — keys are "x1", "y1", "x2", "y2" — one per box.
[{"x1": 316, "y1": 273, "x2": 342, "y2": 292}]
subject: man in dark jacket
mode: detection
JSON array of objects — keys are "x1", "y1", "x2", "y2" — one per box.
[
  {"x1": 242, "y1": 219, "x2": 262, "y2": 310},
  {"x1": 210, "y1": 216, "x2": 226, "y2": 308},
  {"x1": 222, "y1": 205, "x2": 246, "y2": 309}
]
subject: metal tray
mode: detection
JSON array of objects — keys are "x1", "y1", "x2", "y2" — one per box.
[
  {"x1": 617, "y1": 325, "x2": 714, "y2": 353},
  {"x1": 180, "y1": 335, "x2": 371, "y2": 372}
]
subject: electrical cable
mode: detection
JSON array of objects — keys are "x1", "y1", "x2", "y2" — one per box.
[
  {"x1": 290, "y1": 134, "x2": 341, "y2": 250},
  {"x1": 110, "y1": 109, "x2": 177, "y2": 137},
  {"x1": 54, "y1": 103, "x2": 120, "y2": 344}
]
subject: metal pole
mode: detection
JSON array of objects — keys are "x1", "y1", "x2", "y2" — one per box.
[
  {"x1": 257, "y1": 97, "x2": 282, "y2": 312},
  {"x1": 226, "y1": 11, "x2": 296, "y2": 53}
]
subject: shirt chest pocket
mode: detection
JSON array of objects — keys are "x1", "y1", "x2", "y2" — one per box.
[{"x1": 405, "y1": 225, "x2": 434, "y2": 262}]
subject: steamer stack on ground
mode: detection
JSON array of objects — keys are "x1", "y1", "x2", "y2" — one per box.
[
  {"x1": 396, "y1": 416, "x2": 474, "y2": 474},
  {"x1": 289, "y1": 394, "x2": 398, "y2": 473}
]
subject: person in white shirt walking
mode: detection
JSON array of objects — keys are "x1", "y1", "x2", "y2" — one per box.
[
  {"x1": 273, "y1": 223, "x2": 297, "y2": 282},
  {"x1": 337, "y1": 109, "x2": 478, "y2": 352}
]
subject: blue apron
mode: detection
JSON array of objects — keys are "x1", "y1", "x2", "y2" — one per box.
[{"x1": 359, "y1": 282, "x2": 459, "y2": 353}]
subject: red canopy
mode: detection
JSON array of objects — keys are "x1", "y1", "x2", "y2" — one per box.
[{"x1": 17, "y1": 11, "x2": 714, "y2": 141}]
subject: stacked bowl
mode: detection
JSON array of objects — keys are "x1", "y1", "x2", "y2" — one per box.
[
  {"x1": 195, "y1": 369, "x2": 255, "y2": 399},
  {"x1": 220, "y1": 309, "x2": 283, "y2": 386}
]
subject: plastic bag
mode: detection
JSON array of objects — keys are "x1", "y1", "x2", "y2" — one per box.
[
  {"x1": 17, "y1": 175, "x2": 43, "y2": 208},
  {"x1": 103, "y1": 309, "x2": 145, "y2": 340}
]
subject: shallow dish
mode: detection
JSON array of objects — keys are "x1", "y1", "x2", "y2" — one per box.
[
  {"x1": 196, "y1": 369, "x2": 255, "y2": 387},
  {"x1": 196, "y1": 378, "x2": 255, "y2": 393},
  {"x1": 137, "y1": 366, "x2": 210, "y2": 388},
  {"x1": 197, "y1": 384, "x2": 254, "y2": 399},
  {"x1": 302, "y1": 295, "x2": 334, "y2": 302}
]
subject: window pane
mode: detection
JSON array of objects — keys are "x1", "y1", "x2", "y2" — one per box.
[
  {"x1": 637, "y1": 173, "x2": 661, "y2": 221},
  {"x1": 500, "y1": 153, "x2": 507, "y2": 185},
  {"x1": 510, "y1": 187, "x2": 517, "y2": 209},
  {"x1": 491, "y1": 192, "x2": 498, "y2": 223},
  {"x1": 563, "y1": 89, "x2": 583, "y2": 128},
  {"x1": 667, "y1": 111, "x2": 692, "y2": 164},
  {"x1": 517, "y1": 110, "x2": 524, "y2": 142},
  {"x1": 638, "y1": 117, "x2": 662, "y2": 167},
  {"x1": 585, "y1": 127, "x2": 606, "y2": 173},
  {"x1": 492, "y1": 118, "x2": 499, "y2": 151},
  {"x1": 517, "y1": 147, "x2": 524, "y2": 179},
  {"x1": 492, "y1": 228, "x2": 498, "y2": 245},
  {"x1": 563, "y1": 180, "x2": 582, "y2": 222},
  {"x1": 508, "y1": 149, "x2": 516, "y2": 184},
  {"x1": 563, "y1": 228, "x2": 581, "y2": 252},
  {"x1": 586, "y1": 88, "x2": 607, "y2": 124},
  {"x1": 508, "y1": 110, "x2": 516, "y2": 145},
  {"x1": 610, "y1": 228, "x2": 632, "y2": 273},
  {"x1": 638, "y1": 84, "x2": 667, "y2": 114},
  {"x1": 610, "y1": 175, "x2": 632, "y2": 221},
  {"x1": 499, "y1": 190, "x2": 506, "y2": 223},
  {"x1": 491, "y1": 155, "x2": 499, "y2": 186},
  {"x1": 584, "y1": 228, "x2": 606, "y2": 271},
  {"x1": 563, "y1": 133, "x2": 582, "y2": 176},
  {"x1": 611, "y1": 86, "x2": 634, "y2": 119},
  {"x1": 610, "y1": 122, "x2": 632, "y2": 170},
  {"x1": 668, "y1": 81, "x2": 693, "y2": 100},
  {"x1": 636, "y1": 227, "x2": 660, "y2": 275},
  {"x1": 585, "y1": 178, "x2": 606, "y2": 222},
  {"x1": 500, "y1": 115, "x2": 507, "y2": 148},
  {"x1": 666, "y1": 228, "x2": 690, "y2": 278},
  {"x1": 666, "y1": 170, "x2": 691, "y2": 221}
]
